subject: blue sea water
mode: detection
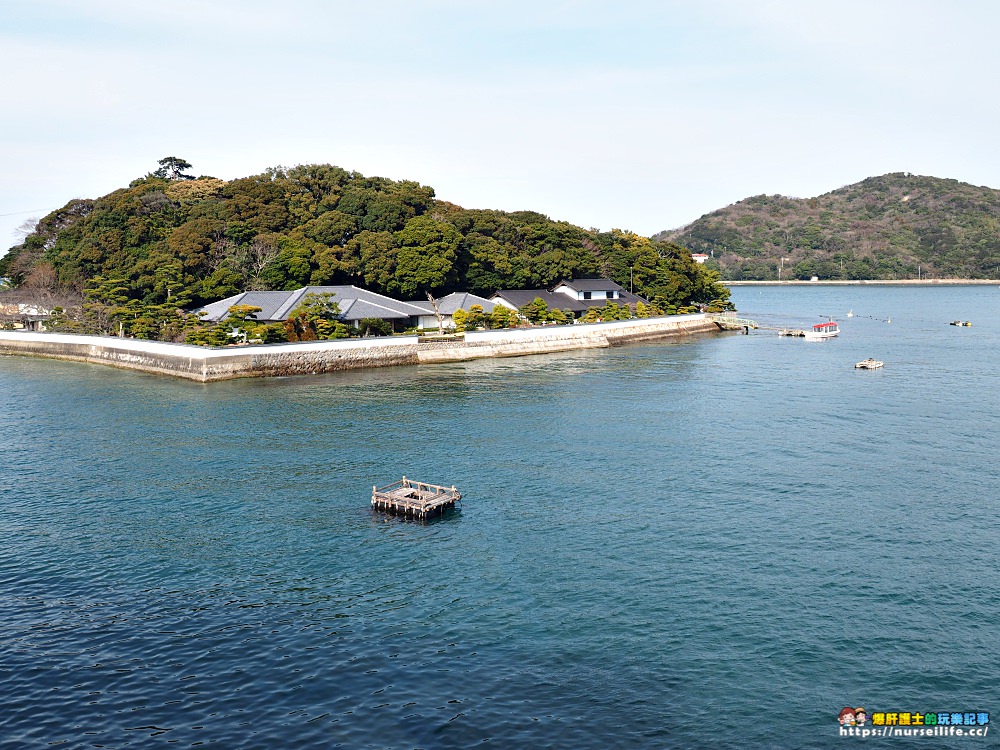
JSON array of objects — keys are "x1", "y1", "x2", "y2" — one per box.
[{"x1": 1, "y1": 284, "x2": 998, "y2": 749}]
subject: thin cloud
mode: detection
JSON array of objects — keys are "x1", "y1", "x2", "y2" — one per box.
[{"x1": 2, "y1": 1, "x2": 999, "y2": 249}]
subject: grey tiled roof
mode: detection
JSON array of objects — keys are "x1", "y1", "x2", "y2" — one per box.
[
  {"x1": 444, "y1": 292, "x2": 495, "y2": 314},
  {"x1": 492, "y1": 290, "x2": 590, "y2": 313},
  {"x1": 194, "y1": 286, "x2": 427, "y2": 323},
  {"x1": 195, "y1": 292, "x2": 293, "y2": 322},
  {"x1": 339, "y1": 298, "x2": 412, "y2": 321},
  {"x1": 241, "y1": 291, "x2": 298, "y2": 319},
  {"x1": 407, "y1": 292, "x2": 496, "y2": 315}
]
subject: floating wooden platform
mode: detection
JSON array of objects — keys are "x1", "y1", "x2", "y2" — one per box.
[{"x1": 372, "y1": 477, "x2": 462, "y2": 520}]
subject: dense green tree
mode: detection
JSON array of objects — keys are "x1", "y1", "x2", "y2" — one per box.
[
  {"x1": 598, "y1": 302, "x2": 630, "y2": 321},
  {"x1": 547, "y1": 307, "x2": 569, "y2": 324},
  {"x1": 392, "y1": 216, "x2": 460, "y2": 296},
  {"x1": 186, "y1": 303, "x2": 263, "y2": 345},
  {"x1": 357, "y1": 317, "x2": 392, "y2": 337},
  {"x1": 464, "y1": 304, "x2": 486, "y2": 330},
  {"x1": 222, "y1": 175, "x2": 290, "y2": 233},
  {"x1": 488, "y1": 304, "x2": 517, "y2": 329},
  {"x1": 284, "y1": 291, "x2": 348, "y2": 340},
  {"x1": 353, "y1": 230, "x2": 398, "y2": 292},
  {"x1": 274, "y1": 237, "x2": 314, "y2": 289},
  {"x1": 636, "y1": 241, "x2": 732, "y2": 311},
  {"x1": 296, "y1": 210, "x2": 361, "y2": 285},
  {"x1": 518, "y1": 297, "x2": 549, "y2": 323},
  {"x1": 283, "y1": 164, "x2": 353, "y2": 223},
  {"x1": 214, "y1": 236, "x2": 280, "y2": 291},
  {"x1": 154, "y1": 156, "x2": 196, "y2": 181}
]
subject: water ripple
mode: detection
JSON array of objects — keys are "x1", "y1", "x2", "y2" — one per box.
[{"x1": 1, "y1": 286, "x2": 999, "y2": 747}]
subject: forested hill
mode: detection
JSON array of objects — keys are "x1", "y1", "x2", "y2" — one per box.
[
  {"x1": 0, "y1": 159, "x2": 727, "y2": 329},
  {"x1": 654, "y1": 173, "x2": 1000, "y2": 281}
]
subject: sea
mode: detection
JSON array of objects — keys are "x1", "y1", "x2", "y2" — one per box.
[{"x1": 1, "y1": 284, "x2": 998, "y2": 749}]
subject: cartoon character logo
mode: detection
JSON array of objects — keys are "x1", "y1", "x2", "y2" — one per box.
[
  {"x1": 855, "y1": 707, "x2": 868, "y2": 726},
  {"x1": 838, "y1": 707, "x2": 857, "y2": 726}
]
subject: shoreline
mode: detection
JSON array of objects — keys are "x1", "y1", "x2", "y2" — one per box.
[
  {"x1": 0, "y1": 314, "x2": 719, "y2": 382},
  {"x1": 724, "y1": 279, "x2": 1000, "y2": 286}
]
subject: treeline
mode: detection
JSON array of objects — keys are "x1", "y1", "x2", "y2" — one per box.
[
  {"x1": 655, "y1": 173, "x2": 1000, "y2": 281},
  {"x1": 0, "y1": 158, "x2": 730, "y2": 340}
]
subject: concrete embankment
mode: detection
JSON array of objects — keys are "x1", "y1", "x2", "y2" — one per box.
[
  {"x1": 0, "y1": 314, "x2": 719, "y2": 382},
  {"x1": 418, "y1": 314, "x2": 716, "y2": 363}
]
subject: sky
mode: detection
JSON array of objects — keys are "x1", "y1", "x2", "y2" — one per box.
[{"x1": 3, "y1": 0, "x2": 1000, "y2": 254}]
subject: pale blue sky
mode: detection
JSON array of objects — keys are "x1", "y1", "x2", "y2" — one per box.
[{"x1": 3, "y1": 0, "x2": 1000, "y2": 253}]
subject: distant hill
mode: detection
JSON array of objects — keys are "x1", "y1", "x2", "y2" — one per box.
[{"x1": 654, "y1": 173, "x2": 1000, "y2": 280}]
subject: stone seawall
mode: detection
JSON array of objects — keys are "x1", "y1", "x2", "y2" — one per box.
[
  {"x1": 0, "y1": 333, "x2": 422, "y2": 382},
  {"x1": 0, "y1": 314, "x2": 720, "y2": 381},
  {"x1": 419, "y1": 314, "x2": 717, "y2": 363}
]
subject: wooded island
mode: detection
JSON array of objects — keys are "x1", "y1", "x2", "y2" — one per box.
[{"x1": 0, "y1": 158, "x2": 730, "y2": 343}]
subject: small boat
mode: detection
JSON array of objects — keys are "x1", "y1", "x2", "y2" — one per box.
[
  {"x1": 855, "y1": 358, "x2": 884, "y2": 370},
  {"x1": 950, "y1": 320, "x2": 972, "y2": 326},
  {"x1": 803, "y1": 321, "x2": 840, "y2": 340}
]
